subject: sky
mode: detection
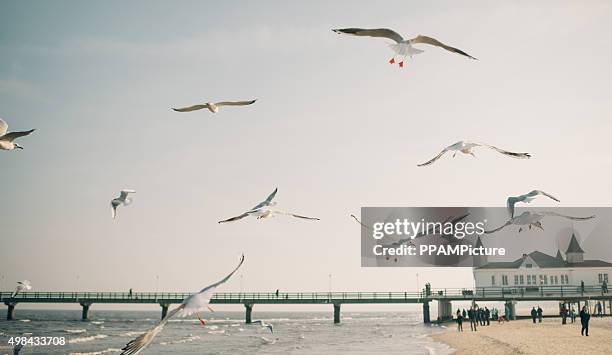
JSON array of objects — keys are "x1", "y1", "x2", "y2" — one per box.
[{"x1": 1, "y1": 1, "x2": 612, "y2": 310}]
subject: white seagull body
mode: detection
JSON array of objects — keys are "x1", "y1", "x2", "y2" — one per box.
[
  {"x1": 11, "y1": 280, "x2": 32, "y2": 298},
  {"x1": 0, "y1": 118, "x2": 35, "y2": 151},
  {"x1": 417, "y1": 141, "x2": 531, "y2": 167},
  {"x1": 507, "y1": 190, "x2": 560, "y2": 218},
  {"x1": 332, "y1": 28, "x2": 476, "y2": 68},
  {"x1": 111, "y1": 189, "x2": 136, "y2": 219},
  {"x1": 485, "y1": 211, "x2": 595, "y2": 234},
  {"x1": 172, "y1": 99, "x2": 256, "y2": 114},
  {"x1": 218, "y1": 188, "x2": 320, "y2": 223},
  {"x1": 252, "y1": 320, "x2": 274, "y2": 333},
  {"x1": 121, "y1": 254, "x2": 245, "y2": 355}
]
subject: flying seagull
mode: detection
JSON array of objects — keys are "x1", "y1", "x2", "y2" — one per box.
[
  {"x1": 417, "y1": 141, "x2": 531, "y2": 167},
  {"x1": 111, "y1": 189, "x2": 136, "y2": 219},
  {"x1": 121, "y1": 254, "x2": 244, "y2": 355},
  {"x1": 218, "y1": 188, "x2": 319, "y2": 223},
  {"x1": 507, "y1": 190, "x2": 560, "y2": 218},
  {"x1": 172, "y1": 99, "x2": 256, "y2": 114},
  {"x1": 485, "y1": 211, "x2": 595, "y2": 234},
  {"x1": 252, "y1": 320, "x2": 274, "y2": 333},
  {"x1": 11, "y1": 280, "x2": 32, "y2": 298},
  {"x1": 0, "y1": 118, "x2": 35, "y2": 151},
  {"x1": 332, "y1": 28, "x2": 476, "y2": 68}
]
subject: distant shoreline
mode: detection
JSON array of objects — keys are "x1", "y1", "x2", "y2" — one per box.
[{"x1": 432, "y1": 317, "x2": 612, "y2": 354}]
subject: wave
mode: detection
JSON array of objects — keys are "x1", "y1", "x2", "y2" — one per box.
[
  {"x1": 160, "y1": 335, "x2": 200, "y2": 346},
  {"x1": 70, "y1": 348, "x2": 121, "y2": 355},
  {"x1": 68, "y1": 334, "x2": 108, "y2": 344},
  {"x1": 19, "y1": 319, "x2": 31, "y2": 322},
  {"x1": 69, "y1": 348, "x2": 121, "y2": 355},
  {"x1": 119, "y1": 331, "x2": 144, "y2": 337},
  {"x1": 65, "y1": 329, "x2": 87, "y2": 334}
]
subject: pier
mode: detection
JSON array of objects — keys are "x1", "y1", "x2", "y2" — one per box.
[{"x1": 2, "y1": 285, "x2": 611, "y2": 323}]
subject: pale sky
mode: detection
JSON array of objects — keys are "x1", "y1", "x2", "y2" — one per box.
[{"x1": 2, "y1": 1, "x2": 612, "y2": 309}]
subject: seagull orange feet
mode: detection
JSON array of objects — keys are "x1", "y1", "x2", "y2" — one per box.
[{"x1": 389, "y1": 58, "x2": 395, "y2": 64}]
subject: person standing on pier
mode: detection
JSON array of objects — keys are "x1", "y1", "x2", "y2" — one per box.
[
  {"x1": 603, "y1": 280, "x2": 608, "y2": 293},
  {"x1": 456, "y1": 309, "x2": 463, "y2": 332},
  {"x1": 129, "y1": 288, "x2": 133, "y2": 299},
  {"x1": 580, "y1": 305, "x2": 590, "y2": 336},
  {"x1": 537, "y1": 306, "x2": 543, "y2": 323}
]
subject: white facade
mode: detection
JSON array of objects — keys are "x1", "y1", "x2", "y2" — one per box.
[{"x1": 473, "y1": 234, "x2": 612, "y2": 289}]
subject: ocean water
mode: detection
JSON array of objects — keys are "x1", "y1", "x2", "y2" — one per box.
[{"x1": 0, "y1": 310, "x2": 453, "y2": 354}]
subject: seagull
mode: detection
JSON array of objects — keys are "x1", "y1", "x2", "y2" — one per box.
[
  {"x1": 417, "y1": 141, "x2": 531, "y2": 167},
  {"x1": 111, "y1": 189, "x2": 136, "y2": 219},
  {"x1": 485, "y1": 211, "x2": 595, "y2": 234},
  {"x1": 172, "y1": 100, "x2": 256, "y2": 114},
  {"x1": 507, "y1": 190, "x2": 560, "y2": 218},
  {"x1": 11, "y1": 280, "x2": 32, "y2": 298},
  {"x1": 252, "y1": 320, "x2": 274, "y2": 333},
  {"x1": 121, "y1": 254, "x2": 244, "y2": 355},
  {"x1": 350, "y1": 214, "x2": 370, "y2": 230},
  {"x1": 332, "y1": 28, "x2": 476, "y2": 68},
  {"x1": 218, "y1": 188, "x2": 319, "y2": 223},
  {"x1": 0, "y1": 118, "x2": 35, "y2": 151}
]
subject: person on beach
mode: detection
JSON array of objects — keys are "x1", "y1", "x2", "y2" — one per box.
[
  {"x1": 561, "y1": 305, "x2": 568, "y2": 324},
  {"x1": 485, "y1": 307, "x2": 490, "y2": 326},
  {"x1": 456, "y1": 309, "x2": 463, "y2": 332},
  {"x1": 537, "y1": 306, "x2": 543, "y2": 323},
  {"x1": 504, "y1": 304, "x2": 510, "y2": 322},
  {"x1": 531, "y1": 307, "x2": 537, "y2": 323},
  {"x1": 480, "y1": 307, "x2": 485, "y2": 326},
  {"x1": 580, "y1": 306, "x2": 590, "y2": 336},
  {"x1": 570, "y1": 307, "x2": 576, "y2": 323},
  {"x1": 462, "y1": 309, "x2": 467, "y2": 319},
  {"x1": 468, "y1": 307, "x2": 477, "y2": 331},
  {"x1": 596, "y1": 302, "x2": 602, "y2": 317}
]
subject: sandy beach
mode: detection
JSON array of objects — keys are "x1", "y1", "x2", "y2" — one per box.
[{"x1": 432, "y1": 317, "x2": 612, "y2": 355}]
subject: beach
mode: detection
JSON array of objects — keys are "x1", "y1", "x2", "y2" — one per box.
[{"x1": 432, "y1": 316, "x2": 612, "y2": 355}]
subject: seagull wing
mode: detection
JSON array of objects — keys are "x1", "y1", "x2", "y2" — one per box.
[
  {"x1": 276, "y1": 211, "x2": 320, "y2": 220},
  {"x1": 484, "y1": 220, "x2": 512, "y2": 234},
  {"x1": 417, "y1": 147, "x2": 449, "y2": 167},
  {"x1": 252, "y1": 320, "x2": 263, "y2": 325},
  {"x1": 172, "y1": 104, "x2": 209, "y2": 112},
  {"x1": 120, "y1": 190, "x2": 136, "y2": 200},
  {"x1": 251, "y1": 188, "x2": 278, "y2": 210},
  {"x1": 350, "y1": 214, "x2": 370, "y2": 230},
  {"x1": 1, "y1": 129, "x2": 35, "y2": 142},
  {"x1": 198, "y1": 254, "x2": 245, "y2": 294},
  {"x1": 218, "y1": 212, "x2": 250, "y2": 223},
  {"x1": 121, "y1": 304, "x2": 185, "y2": 355},
  {"x1": 506, "y1": 197, "x2": 518, "y2": 218},
  {"x1": 0, "y1": 119, "x2": 7, "y2": 136},
  {"x1": 541, "y1": 211, "x2": 595, "y2": 220},
  {"x1": 409, "y1": 35, "x2": 477, "y2": 59},
  {"x1": 215, "y1": 100, "x2": 257, "y2": 107},
  {"x1": 332, "y1": 28, "x2": 404, "y2": 43},
  {"x1": 527, "y1": 190, "x2": 560, "y2": 202},
  {"x1": 479, "y1": 144, "x2": 531, "y2": 159}
]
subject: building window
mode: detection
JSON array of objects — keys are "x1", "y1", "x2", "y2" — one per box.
[
  {"x1": 553, "y1": 276, "x2": 558, "y2": 285},
  {"x1": 599, "y1": 274, "x2": 609, "y2": 284},
  {"x1": 502, "y1": 275, "x2": 508, "y2": 286},
  {"x1": 526, "y1": 264, "x2": 533, "y2": 268},
  {"x1": 514, "y1": 275, "x2": 518, "y2": 285},
  {"x1": 491, "y1": 275, "x2": 496, "y2": 286},
  {"x1": 519, "y1": 275, "x2": 524, "y2": 285},
  {"x1": 561, "y1": 275, "x2": 569, "y2": 284},
  {"x1": 532, "y1": 275, "x2": 537, "y2": 284}
]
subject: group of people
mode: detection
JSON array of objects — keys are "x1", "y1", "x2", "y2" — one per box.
[
  {"x1": 530, "y1": 306, "x2": 543, "y2": 323},
  {"x1": 560, "y1": 304, "x2": 577, "y2": 324},
  {"x1": 455, "y1": 305, "x2": 505, "y2": 331}
]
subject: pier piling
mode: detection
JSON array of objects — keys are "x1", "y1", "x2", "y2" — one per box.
[
  {"x1": 80, "y1": 302, "x2": 91, "y2": 321},
  {"x1": 333, "y1": 303, "x2": 341, "y2": 324},
  {"x1": 6, "y1": 303, "x2": 15, "y2": 320},
  {"x1": 244, "y1": 303, "x2": 253, "y2": 324},
  {"x1": 160, "y1": 304, "x2": 169, "y2": 319},
  {"x1": 422, "y1": 302, "x2": 430, "y2": 323}
]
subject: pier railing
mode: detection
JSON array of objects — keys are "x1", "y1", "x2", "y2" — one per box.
[{"x1": 1, "y1": 285, "x2": 608, "y2": 304}]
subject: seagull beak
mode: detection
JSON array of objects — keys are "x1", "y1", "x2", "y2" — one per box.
[{"x1": 15, "y1": 144, "x2": 23, "y2": 150}]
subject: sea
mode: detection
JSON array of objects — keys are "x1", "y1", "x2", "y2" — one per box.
[{"x1": 0, "y1": 310, "x2": 454, "y2": 354}]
